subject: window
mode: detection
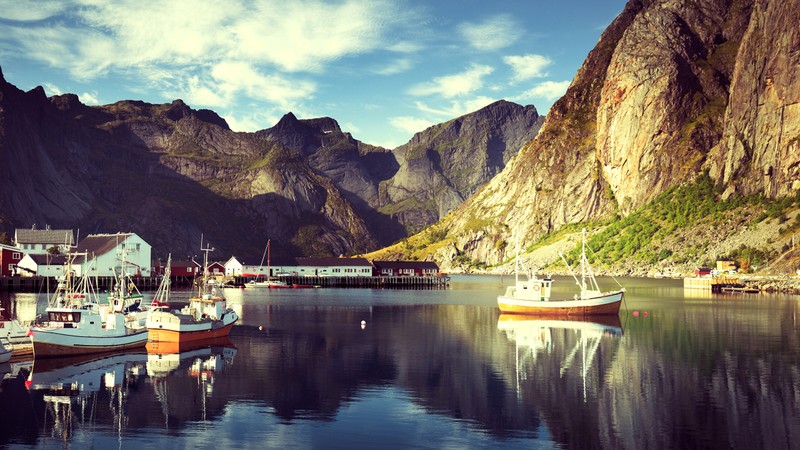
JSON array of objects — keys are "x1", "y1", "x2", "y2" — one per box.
[
  {"x1": 7, "y1": 264, "x2": 14, "y2": 271},
  {"x1": 12, "y1": 252, "x2": 21, "y2": 259}
]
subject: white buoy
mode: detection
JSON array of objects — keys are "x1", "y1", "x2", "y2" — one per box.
[
  {"x1": 360, "y1": 320, "x2": 366, "y2": 329},
  {"x1": 259, "y1": 325, "x2": 263, "y2": 331}
]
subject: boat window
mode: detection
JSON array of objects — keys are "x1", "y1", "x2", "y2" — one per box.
[{"x1": 48, "y1": 312, "x2": 81, "y2": 322}]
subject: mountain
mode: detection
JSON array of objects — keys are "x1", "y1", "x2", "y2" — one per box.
[
  {"x1": 0, "y1": 67, "x2": 541, "y2": 260},
  {"x1": 379, "y1": 0, "x2": 800, "y2": 274}
]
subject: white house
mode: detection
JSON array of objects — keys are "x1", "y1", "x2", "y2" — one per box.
[
  {"x1": 74, "y1": 233, "x2": 152, "y2": 277},
  {"x1": 14, "y1": 227, "x2": 74, "y2": 254},
  {"x1": 16, "y1": 254, "x2": 71, "y2": 278},
  {"x1": 224, "y1": 256, "x2": 262, "y2": 276},
  {"x1": 294, "y1": 257, "x2": 373, "y2": 277}
]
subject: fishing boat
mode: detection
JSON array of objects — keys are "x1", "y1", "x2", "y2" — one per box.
[
  {"x1": 0, "y1": 339, "x2": 12, "y2": 363},
  {"x1": 29, "y1": 253, "x2": 149, "y2": 358},
  {"x1": 246, "y1": 239, "x2": 290, "y2": 288},
  {"x1": 0, "y1": 307, "x2": 29, "y2": 346},
  {"x1": 497, "y1": 229, "x2": 624, "y2": 315},
  {"x1": 147, "y1": 241, "x2": 239, "y2": 343}
]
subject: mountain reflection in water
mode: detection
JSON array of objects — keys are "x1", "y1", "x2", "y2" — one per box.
[{"x1": 1, "y1": 279, "x2": 799, "y2": 449}]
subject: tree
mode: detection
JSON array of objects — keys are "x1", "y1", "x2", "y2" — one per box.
[
  {"x1": 46, "y1": 245, "x2": 62, "y2": 255},
  {"x1": 0, "y1": 232, "x2": 11, "y2": 246}
]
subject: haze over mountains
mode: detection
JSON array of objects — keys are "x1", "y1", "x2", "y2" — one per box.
[{"x1": 0, "y1": 66, "x2": 542, "y2": 260}]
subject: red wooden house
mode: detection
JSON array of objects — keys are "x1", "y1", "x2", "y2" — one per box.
[
  {"x1": 372, "y1": 260, "x2": 440, "y2": 277},
  {"x1": 0, "y1": 244, "x2": 24, "y2": 277}
]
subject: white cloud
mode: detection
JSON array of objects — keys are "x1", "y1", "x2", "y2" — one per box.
[
  {"x1": 503, "y1": 54, "x2": 552, "y2": 82},
  {"x1": 414, "y1": 96, "x2": 496, "y2": 119},
  {"x1": 224, "y1": 110, "x2": 281, "y2": 133},
  {"x1": 0, "y1": 0, "x2": 66, "y2": 21},
  {"x1": 389, "y1": 116, "x2": 436, "y2": 134},
  {"x1": 0, "y1": 0, "x2": 408, "y2": 78},
  {"x1": 374, "y1": 58, "x2": 414, "y2": 76},
  {"x1": 42, "y1": 82, "x2": 63, "y2": 96},
  {"x1": 408, "y1": 64, "x2": 494, "y2": 98},
  {"x1": 458, "y1": 15, "x2": 522, "y2": 51},
  {"x1": 79, "y1": 91, "x2": 100, "y2": 105},
  {"x1": 521, "y1": 80, "x2": 571, "y2": 101}
]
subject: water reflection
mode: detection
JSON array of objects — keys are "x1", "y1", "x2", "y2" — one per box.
[{"x1": 1, "y1": 281, "x2": 800, "y2": 449}]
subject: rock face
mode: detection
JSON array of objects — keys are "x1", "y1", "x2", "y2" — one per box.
[
  {"x1": 431, "y1": 0, "x2": 799, "y2": 270},
  {"x1": 384, "y1": 101, "x2": 544, "y2": 235},
  {"x1": 0, "y1": 67, "x2": 540, "y2": 259},
  {"x1": 708, "y1": 0, "x2": 800, "y2": 199}
]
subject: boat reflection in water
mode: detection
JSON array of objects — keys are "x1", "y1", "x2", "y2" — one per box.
[
  {"x1": 25, "y1": 350, "x2": 148, "y2": 442},
  {"x1": 146, "y1": 337, "x2": 237, "y2": 425},
  {"x1": 497, "y1": 314, "x2": 623, "y2": 401}
]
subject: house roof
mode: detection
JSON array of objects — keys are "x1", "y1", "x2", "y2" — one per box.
[
  {"x1": 170, "y1": 260, "x2": 200, "y2": 268},
  {"x1": 295, "y1": 257, "x2": 372, "y2": 267},
  {"x1": 26, "y1": 254, "x2": 69, "y2": 266},
  {"x1": 74, "y1": 233, "x2": 132, "y2": 261},
  {"x1": 373, "y1": 260, "x2": 439, "y2": 270},
  {"x1": 14, "y1": 228, "x2": 74, "y2": 245}
]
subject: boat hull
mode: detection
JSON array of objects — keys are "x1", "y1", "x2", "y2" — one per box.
[
  {"x1": 147, "y1": 321, "x2": 235, "y2": 344},
  {"x1": 30, "y1": 329, "x2": 148, "y2": 358},
  {"x1": 497, "y1": 290, "x2": 623, "y2": 316}
]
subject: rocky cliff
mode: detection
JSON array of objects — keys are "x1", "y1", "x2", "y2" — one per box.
[
  {"x1": 393, "y1": 0, "x2": 800, "y2": 271},
  {"x1": 0, "y1": 66, "x2": 540, "y2": 259}
]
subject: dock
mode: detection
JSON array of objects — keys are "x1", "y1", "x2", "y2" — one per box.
[
  {"x1": 683, "y1": 275, "x2": 758, "y2": 293},
  {"x1": 0, "y1": 275, "x2": 195, "y2": 293},
  {"x1": 227, "y1": 275, "x2": 450, "y2": 289}
]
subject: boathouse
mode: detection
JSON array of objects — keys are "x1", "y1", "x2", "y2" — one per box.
[
  {"x1": 372, "y1": 260, "x2": 440, "y2": 277},
  {"x1": 13, "y1": 227, "x2": 74, "y2": 254},
  {"x1": 73, "y1": 233, "x2": 153, "y2": 277},
  {"x1": 294, "y1": 257, "x2": 373, "y2": 277},
  {"x1": 151, "y1": 259, "x2": 200, "y2": 277},
  {"x1": 0, "y1": 243, "x2": 24, "y2": 277}
]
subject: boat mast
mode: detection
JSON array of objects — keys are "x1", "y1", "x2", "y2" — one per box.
[
  {"x1": 581, "y1": 228, "x2": 587, "y2": 298},
  {"x1": 514, "y1": 233, "x2": 519, "y2": 286},
  {"x1": 267, "y1": 239, "x2": 271, "y2": 282}
]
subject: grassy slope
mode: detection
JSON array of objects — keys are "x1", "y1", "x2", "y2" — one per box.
[{"x1": 365, "y1": 171, "x2": 800, "y2": 276}]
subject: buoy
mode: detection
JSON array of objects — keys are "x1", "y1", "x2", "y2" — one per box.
[
  {"x1": 643, "y1": 311, "x2": 648, "y2": 317},
  {"x1": 258, "y1": 325, "x2": 263, "y2": 331},
  {"x1": 360, "y1": 320, "x2": 366, "y2": 329},
  {"x1": 632, "y1": 311, "x2": 639, "y2": 317}
]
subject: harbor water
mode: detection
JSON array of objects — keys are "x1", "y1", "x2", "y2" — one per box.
[{"x1": 1, "y1": 275, "x2": 799, "y2": 449}]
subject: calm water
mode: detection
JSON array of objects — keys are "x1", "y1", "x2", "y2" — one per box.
[{"x1": 1, "y1": 275, "x2": 799, "y2": 449}]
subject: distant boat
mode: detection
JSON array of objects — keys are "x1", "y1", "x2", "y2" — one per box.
[
  {"x1": 147, "y1": 240, "x2": 239, "y2": 343},
  {"x1": 246, "y1": 239, "x2": 289, "y2": 288},
  {"x1": 29, "y1": 252, "x2": 149, "y2": 358},
  {"x1": 497, "y1": 229, "x2": 624, "y2": 316}
]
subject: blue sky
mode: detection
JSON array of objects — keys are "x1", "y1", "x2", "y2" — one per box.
[{"x1": 0, "y1": 0, "x2": 626, "y2": 149}]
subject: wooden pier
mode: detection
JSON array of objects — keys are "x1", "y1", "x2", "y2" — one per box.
[
  {"x1": 0, "y1": 275, "x2": 194, "y2": 293},
  {"x1": 683, "y1": 275, "x2": 757, "y2": 293},
  {"x1": 228, "y1": 275, "x2": 450, "y2": 289}
]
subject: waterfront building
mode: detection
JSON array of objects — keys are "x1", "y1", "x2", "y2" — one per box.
[{"x1": 13, "y1": 227, "x2": 74, "y2": 254}]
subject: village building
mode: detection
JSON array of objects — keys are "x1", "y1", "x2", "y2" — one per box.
[
  {"x1": 14, "y1": 227, "x2": 74, "y2": 254},
  {"x1": 224, "y1": 256, "x2": 263, "y2": 277},
  {"x1": 152, "y1": 259, "x2": 200, "y2": 277},
  {"x1": 207, "y1": 261, "x2": 226, "y2": 275},
  {"x1": 294, "y1": 257, "x2": 373, "y2": 277},
  {"x1": 0, "y1": 243, "x2": 25, "y2": 277},
  {"x1": 372, "y1": 260, "x2": 440, "y2": 277},
  {"x1": 73, "y1": 233, "x2": 152, "y2": 277},
  {"x1": 16, "y1": 254, "x2": 70, "y2": 277}
]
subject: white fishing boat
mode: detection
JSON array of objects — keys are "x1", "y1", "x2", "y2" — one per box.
[
  {"x1": 0, "y1": 339, "x2": 12, "y2": 363},
  {"x1": 0, "y1": 307, "x2": 29, "y2": 346},
  {"x1": 147, "y1": 241, "x2": 239, "y2": 343},
  {"x1": 29, "y1": 253, "x2": 148, "y2": 358},
  {"x1": 246, "y1": 239, "x2": 289, "y2": 288},
  {"x1": 497, "y1": 229, "x2": 624, "y2": 315}
]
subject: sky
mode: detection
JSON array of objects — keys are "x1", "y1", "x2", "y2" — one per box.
[{"x1": 0, "y1": 0, "x2": 627, "y2": 149}]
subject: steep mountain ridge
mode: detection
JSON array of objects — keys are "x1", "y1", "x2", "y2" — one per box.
[
  {"x1": 0, "y1": 66, "x2": 540, "y2": 259},
  {"x1": 386, "y1": 0, "x2": 800, "y2": 273}
]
